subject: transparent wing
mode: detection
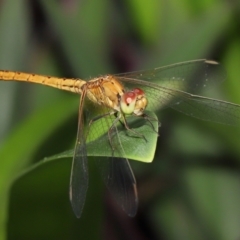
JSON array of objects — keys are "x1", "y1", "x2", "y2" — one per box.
[
  {"x1": 90, "y1": 113, "x2": 138, "y2": 217},
  {"x1": 116, "y1": 59, "x2": 225, "y2": 93},
  {"x1": 97, "y1": 157, "x2": 138, "y2": 217},
  {"x1": 70, "y1": 90, "x2": 89, "y2": 218},
  {"x1": 116, "y1": 59, "x2": 240, "y2": 125},
  {"x1": 170, "y1": 93, "x2": 240, "y2": 125}
]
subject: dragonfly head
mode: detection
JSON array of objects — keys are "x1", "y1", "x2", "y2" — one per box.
[{"x1": 120, "y1": 88, "x2": 148, "y2": 116}]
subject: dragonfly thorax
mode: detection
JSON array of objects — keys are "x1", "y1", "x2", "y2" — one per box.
[
  {"x1": 85, "y1": 76, "x2": 147, "y2": 116},
  {"x1": 85, "y1": 75, "x2": 124, "y2": 110}
]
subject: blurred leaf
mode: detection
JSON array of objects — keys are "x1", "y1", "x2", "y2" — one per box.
[
  {"x1": 186, "y1": 0, "x2": 219, "y2": 15},
  {"x1": 0, "y1": 96, "x2": 78, "y2": 240},
  {"x1": 169, "y1": 120, "x2": 223, "y2": 156},
  {"x1": 8, "y1": 157, "x2": 103, "y2": 240},
  {"x1": 224, "y1": 39, "x2": 240, "y2": 104},
  {"x1": 40, "y1": 0, "x2": 111, "y2": 77},
  {"x1": 125, "y1": 0, "x2": 160, "y2": 44},
  {"x1": 183, "y1": 168, "x2": 240, "y2": 240},
  {"x1": 0, "y1": 0, "x2": 29, "y2": 68},
  {"x1": 152, "y1": 168, "x2": 240, "y2": 240},
  {"x1": 0, "y1": 0, "x2": 30, "y2": 141},
  {"x1": 0, "y1": 1, "x2": 30, "y2": 239},
  {"x1": 146, "y1": 3, "x2": 231, "y2": 66},
  {"x1": 152, "y1": 195, "x2": 207, "y2": 240}
]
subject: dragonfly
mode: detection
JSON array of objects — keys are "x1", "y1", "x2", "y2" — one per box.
[{"x1": 1, "y1": 59, "x2": 240, "y2": 218}]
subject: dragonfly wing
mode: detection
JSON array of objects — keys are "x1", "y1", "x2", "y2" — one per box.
[
  {"x1": 170, "y1": 92, "x2": 240, "y2": 125},
  {"x1": 117, "y1": 59, "x2": 225, "y2": 94},
  {"x1": 95, "y1": 121, "x2": 138, "y2": 217},
  {"x1": 70, "y1": 90, "x2": 89, "y2": 218},
  {"x1": 117, "y1": 60, "x2": 240, "y2": 125},
  {"x1": 135, "y1": 84, "x2": 240, "y2": 125},
  {"x1": 97, "y1": 157, "x2": 138, "y2": 217},
  {"x1": 116, "y1": 60, "x2": 224, "y2": 111},
  {"x1": 70, "y1": 143, "x2": 88, "y2": 218}
]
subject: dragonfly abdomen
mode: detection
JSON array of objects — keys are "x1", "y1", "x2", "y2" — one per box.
[{"x1": 0, "y1": 70, "x2": 86, "y2": 94}]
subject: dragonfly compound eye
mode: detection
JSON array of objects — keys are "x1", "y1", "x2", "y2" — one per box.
[
  {"x1": 133, "y1": 88, "x2": 144, "y2": 96},
  {"x1": 132, "y1": 88, "x2": 147, "y2": 116},
  {"x1": 120, "y1": 91, "x2": 137, "y2": 115}
]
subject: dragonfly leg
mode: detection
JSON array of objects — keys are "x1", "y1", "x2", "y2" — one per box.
[
  {"x1": 88, "y1": 110, "x2": 116, "y2": 127},
  {"x1": 113, "y1": 112, "x2": 158, "y2": 142},
  {"x1": 108, "y1": 111, "x2": 157, "y2": 136},
  {"x1": 121, "y1": 114, "x2": 148, "y2": 142},
  {"x1": 139, "y1": 113, "x2": 160, "y2": 135}
]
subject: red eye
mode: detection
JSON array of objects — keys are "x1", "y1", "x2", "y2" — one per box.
[
  {"x1": 133, "y1": 88, "x2": 144, "y2": 96},
  {"x1": 123, "y1": 91, "x2": 136, "y2": 104}
]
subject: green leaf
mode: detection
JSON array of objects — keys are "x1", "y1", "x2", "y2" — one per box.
[{"x1": 42, "y1": 111, "x2": 159, "y2": 163}]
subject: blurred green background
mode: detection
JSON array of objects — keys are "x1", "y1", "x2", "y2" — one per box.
[{"x1": 0, "y1": 0, "x2": 240, "y2": 239}]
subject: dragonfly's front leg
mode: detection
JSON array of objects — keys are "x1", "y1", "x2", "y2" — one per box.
[{"x1": 117, "y1": 113, "x2": 149, "y2": 142}]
